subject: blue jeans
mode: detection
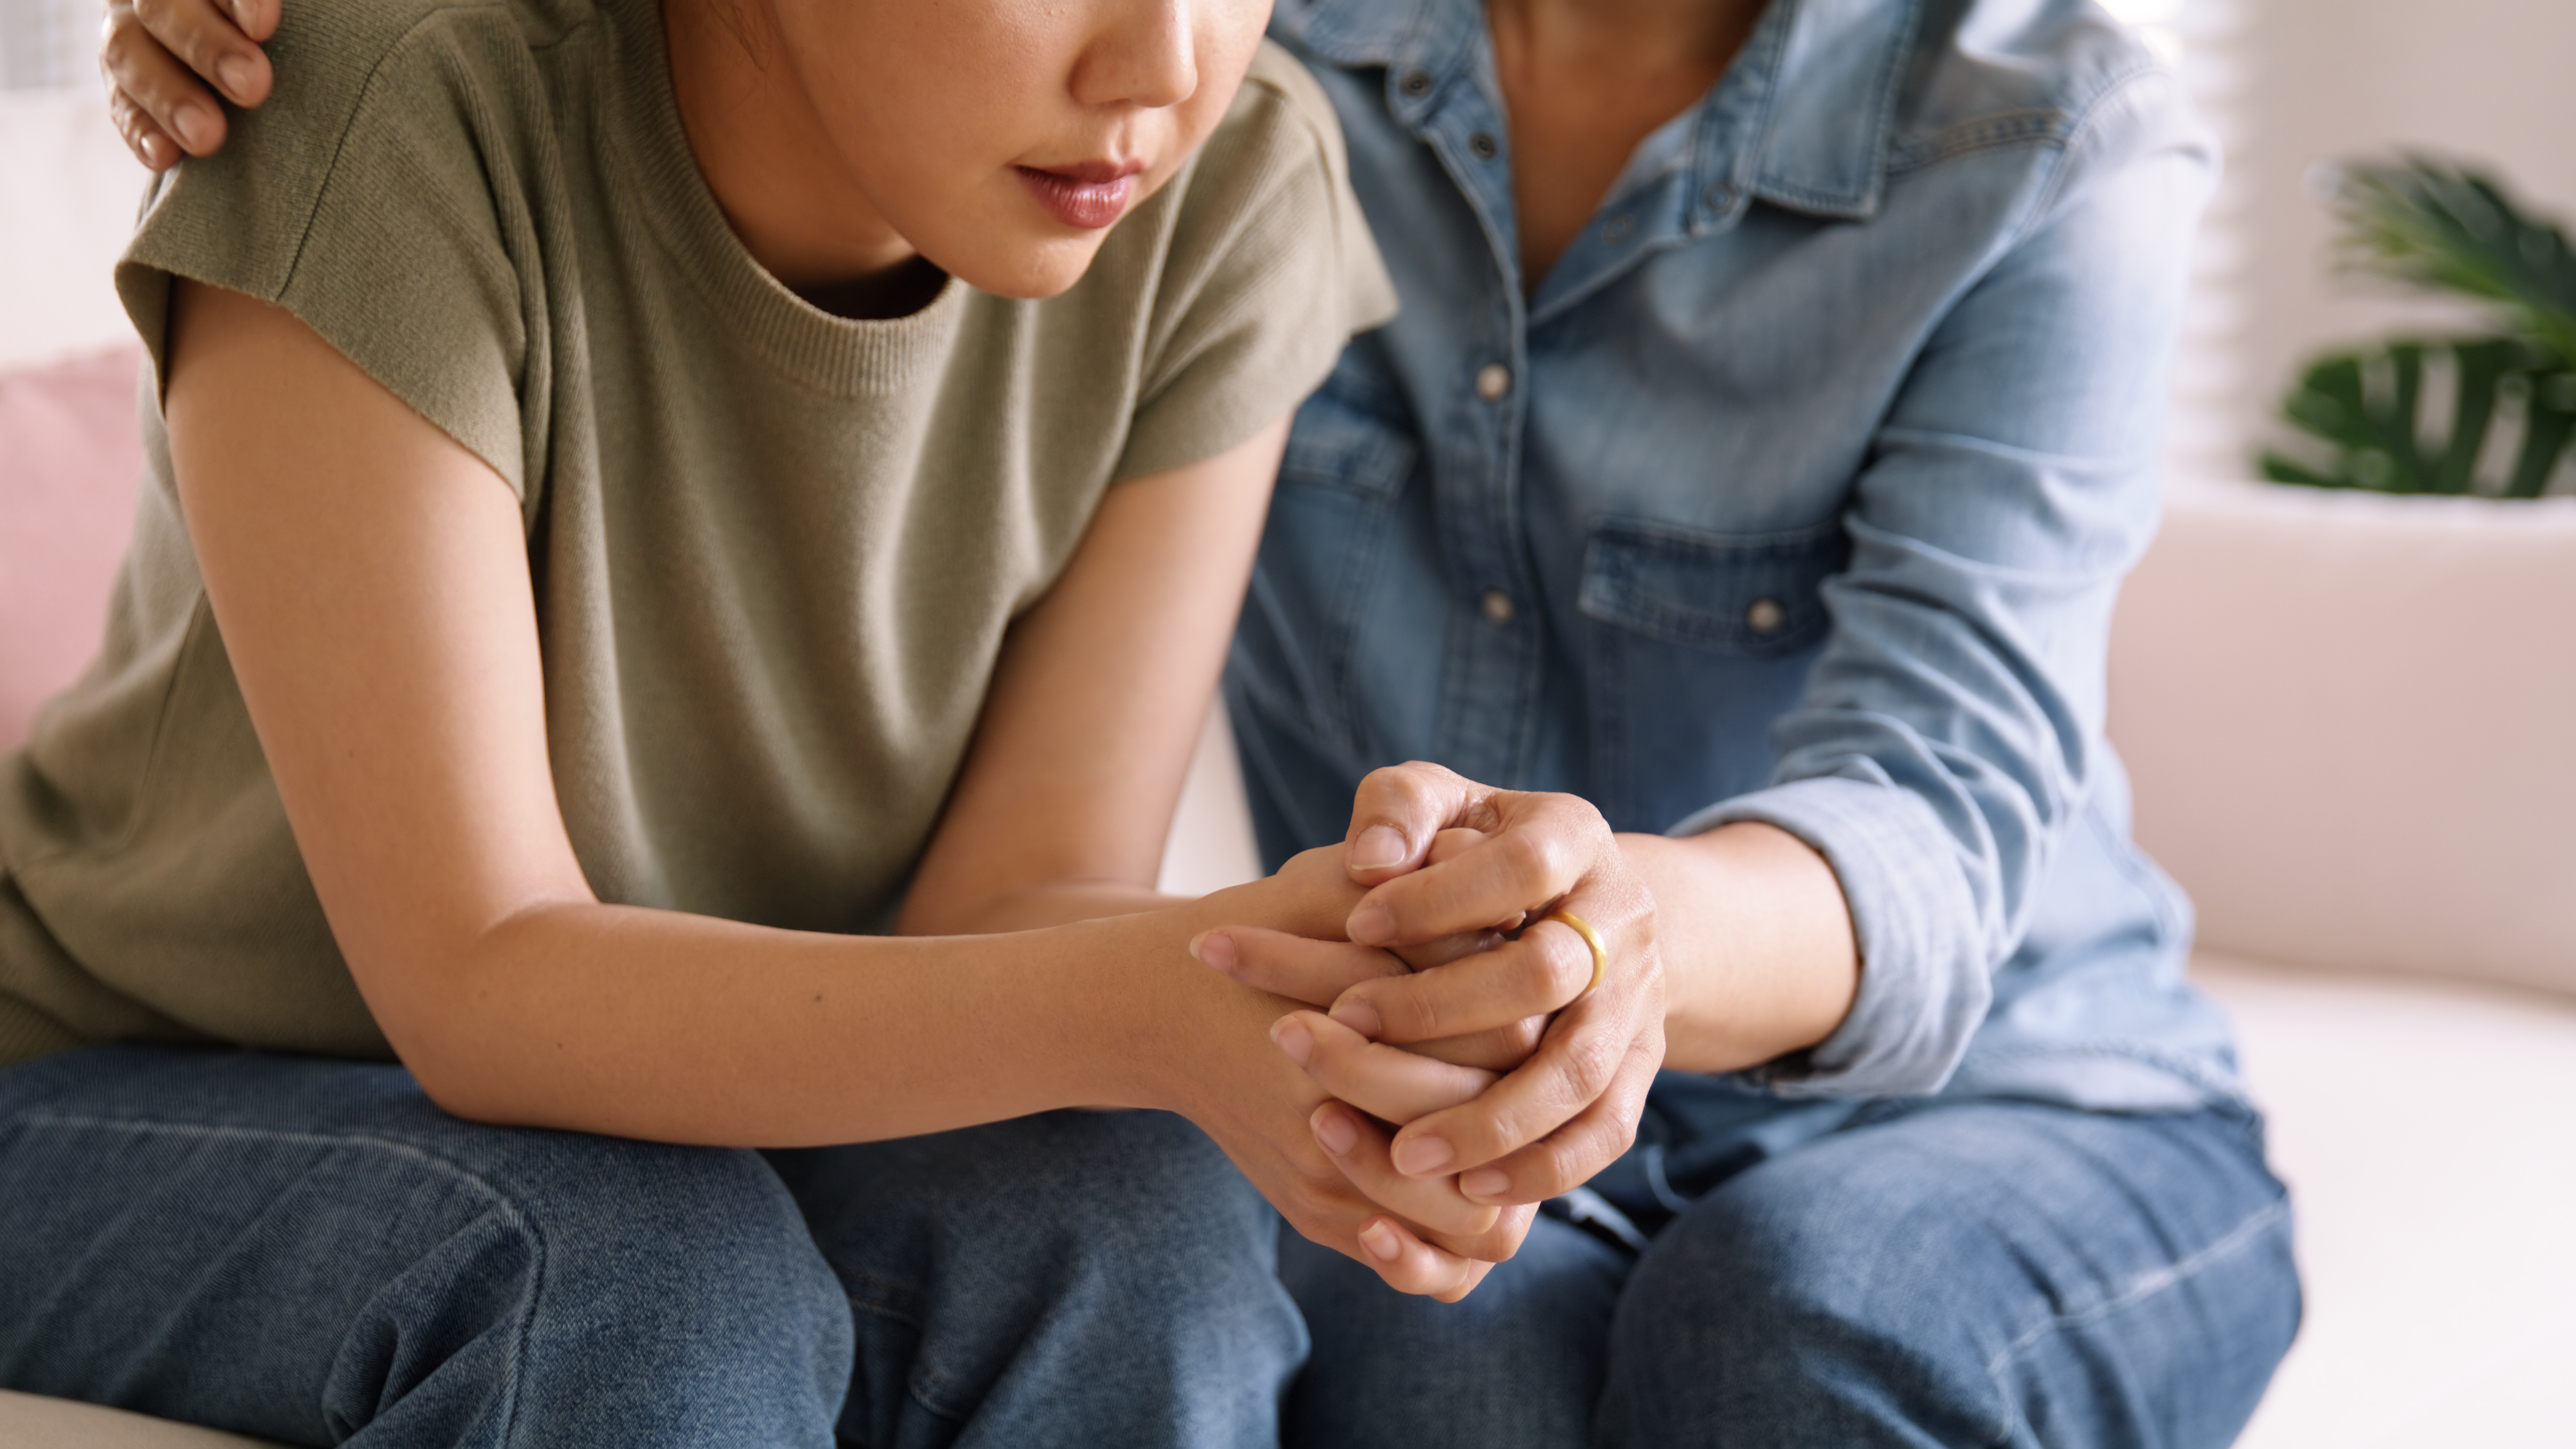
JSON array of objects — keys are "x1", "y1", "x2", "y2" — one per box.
[
  {"x1": 1281, "y1": 1082, "x2": 2301, "y2": 1449},
  {"x1": 0, "y1": 1045, "x2": 1305, "y2": 1448}
]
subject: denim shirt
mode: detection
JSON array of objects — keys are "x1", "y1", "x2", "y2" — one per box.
[{"x1": 1232, "y1": 0, "x2": 2246, "y2": 1110}]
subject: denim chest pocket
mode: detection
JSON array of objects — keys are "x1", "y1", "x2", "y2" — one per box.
[
  {"x1": 1578, "y1": 517, "x2": 1850, "y2": 657},
  {"x1": 1277, "y1": 389, "x2": 1420, "y2": 500}
]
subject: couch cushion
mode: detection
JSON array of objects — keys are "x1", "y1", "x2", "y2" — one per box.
[
  {"x1": 0, "y1": 345, "x2": 143, "y2": 755},
  {"x1": 2111, "y1": 479, "x2": 2576, "y2": 999},
  {"x1": 2195, "y1": 951, "x2": 2576, "y2": 1449},
  {"x1": 0, "y1": 1390, "x2": 286, "y2": 1448}
]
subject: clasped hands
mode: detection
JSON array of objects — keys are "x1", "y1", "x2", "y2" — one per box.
[{"x1": 1194, "y1": 763, "x2": 1669, "y2": 1301}]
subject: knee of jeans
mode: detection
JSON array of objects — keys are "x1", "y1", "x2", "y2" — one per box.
[
  {"x1": 978, "y1": 1112, "x2": 1291, "y2": 1328},
  {"x1": 1602, "y1": 1172, "x2": 1981, "y2": 1428},
  {"x1": 326, "y1": 1133, "x2": 848, "y2": 1432},
  {"x1": 1031, "y1": 1112, "x2": 1274, "y2": 1259}
]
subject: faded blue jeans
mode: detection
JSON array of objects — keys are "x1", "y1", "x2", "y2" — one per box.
[
  {"x1": 1283, "y1": 1075, "x2": 2301, "y2": 1449},
  {"x1": 0, "y1": 1044, "x2": 1305, "y2": 1448}
]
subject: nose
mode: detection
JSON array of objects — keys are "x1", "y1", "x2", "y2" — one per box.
[{"x1": 1072, "y1": 0, "x2": 1199, "y2": 111}]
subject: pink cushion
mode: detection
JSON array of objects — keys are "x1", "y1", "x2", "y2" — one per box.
[{"x1": 0, "y1": 345, "x2": 144, "y2": 755}]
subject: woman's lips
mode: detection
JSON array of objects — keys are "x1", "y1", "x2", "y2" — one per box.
[{"x1": 1014, "y1": 163, "x2": 1140, "y2": 230}]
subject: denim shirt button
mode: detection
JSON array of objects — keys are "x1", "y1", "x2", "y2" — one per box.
[
  {"x1": 1480, "y1": 589, "x2": 1517, "y2": 626},
  {"x1": 1475, "y1": 363, "x2": 1513, "y2": 401},
  {"x1": 1603, "y1": 214, "x2": 1635, "y2": 244},
  {"x1": 1704, "y1": 179, "x2": 1741, "y2": 211},
  {"x1": 1400, "y1": 68, "x2": 1435, "y2": 98},
  {"x1": 1468, "y1": 131, "x2": 1500, "y2": 161},
  {"x1": 1745, "y1": 597, "x2": 1788, "y2": 635}
]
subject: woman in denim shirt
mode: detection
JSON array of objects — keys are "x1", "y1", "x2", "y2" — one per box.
[
  {"x1": 1197, "y1": 0, "x2": 2303, "y2": 1442},
  {"x1": 111, "y1": 0, "x2": 2302, "y2": 1441}
]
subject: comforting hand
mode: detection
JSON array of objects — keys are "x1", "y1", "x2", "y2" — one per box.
[
  {"x1": 1303, "y1": 764, "x2": 1669, "y2": 1215},
  {"x1": 99, "y1": 0, "x2": 277, "y2": 169},
  {"x1": 1195, "y1": 827, "x2": 1545, "y2": 1072},
  {"x1": 1165, "y1": 847, "x2": 1535, "y2": 1301}
]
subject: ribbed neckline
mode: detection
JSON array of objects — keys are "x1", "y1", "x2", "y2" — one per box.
[{"x1": 600, "y1": 0, "x2": 967, "y2": 398}]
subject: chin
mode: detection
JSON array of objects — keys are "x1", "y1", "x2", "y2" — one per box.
[{"x1": 941, "y1": 232, "x2": 1110, "y2": 302}]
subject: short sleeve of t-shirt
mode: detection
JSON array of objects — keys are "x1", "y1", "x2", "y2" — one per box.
[
  {"x1": 116, "y1": 2, "x2": 538, "y2": 496},
  {"x1": 1112, "y1": 41, "x2": 1399, "y2": 482}
]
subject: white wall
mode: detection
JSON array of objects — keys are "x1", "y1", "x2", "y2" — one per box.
[{"x1": 0, "y1": 89, "x2": 146, "y2": 369}]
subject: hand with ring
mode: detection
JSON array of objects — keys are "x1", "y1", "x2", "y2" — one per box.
[{"x1": 1196, "y1": 762, "x2": 1669, "y2": 1264}]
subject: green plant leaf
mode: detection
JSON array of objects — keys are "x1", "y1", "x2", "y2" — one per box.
[
  {"x1": 2324, "y1": 157, "x2": 2576, "y2": 365},
  {"x1": 2263, "y1": 156, "x2": 2576, "y2": 495},
  {"x1": 2260, "y1": 336, "x2": 2576, "y2": 496}
]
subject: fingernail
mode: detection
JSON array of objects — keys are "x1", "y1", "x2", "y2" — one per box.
[
  {"x1": 1311, "y1": 1106, "x2": 1357, "y2": 1156},
  {"x1": 1461, "y1": 1167, "x2": 1509, "y2": 1199},
  {"x1": 1393, "y1": 1135, "x2": 1453, "y2": 1175},
  {"x1": 216, "y1": 55, "x2": 256, "y2": 102},
  {"x1": 1327, "y1": 996, "x2": 1382, "y2": 1038},
  {"x1": 1188, "y1": 930, "x2": 1234, "y2": 971},
  {"x1": 1359, "y1": 1221, "x2": 1401, "y2": 1262},
  {"x1": 172, "y1": 105, "x2": 212, "y2": 151},
  {"x1": 1269, "y1": 1016, "x2": 1313, "y2": 1067},
  {"x1": 1349, "y1": 825, "x2": 1407, "y2": 870},
  {"x1": 1347, "y1": 901, "x2": 1393, "y2": 946},
  {"x1": 140, "y1": 132, "x2": 172, "y2": 167}
]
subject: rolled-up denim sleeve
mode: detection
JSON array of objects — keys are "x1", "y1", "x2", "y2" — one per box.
[{"x1": 1668, "y1": 71, "x2": 2215, "y2": 1097}]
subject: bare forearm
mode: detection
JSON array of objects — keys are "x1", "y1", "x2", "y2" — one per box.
[
  {"x1": 391, "y1": 898, "x2": 1220, "y2": 1146},
  {"x1": 1618, "y1": 822, "x2": 1859, "y2": 1073},
  {"x1": 900, "y1": 878, "x2": 1179, "y2": 936}
]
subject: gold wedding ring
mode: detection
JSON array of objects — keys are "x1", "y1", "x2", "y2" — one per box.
[{"x1": 1542, "y1": 908, "x2": 1609, "y2": 999}]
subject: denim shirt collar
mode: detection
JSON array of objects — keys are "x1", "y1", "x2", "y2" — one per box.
[{"x1": 1271, "y1": 0, "x2": 1919, "y2": 222}]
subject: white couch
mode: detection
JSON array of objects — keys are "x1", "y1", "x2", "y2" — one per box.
[{"x1": 2108, "y1": 479, "x2": 2576, "y2": 1449}]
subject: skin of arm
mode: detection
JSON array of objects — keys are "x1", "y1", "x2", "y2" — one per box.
[{"x1": 165, "y1": 279, "x2": 1524, "y2": 1297}]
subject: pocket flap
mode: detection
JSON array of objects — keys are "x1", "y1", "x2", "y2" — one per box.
[
  {"x1": 1579, "y1": 517, "x2": 1849, "y2": 656},
  {"x1": 1279, "y1": 392, "x2": 1421, "y2": 500}
]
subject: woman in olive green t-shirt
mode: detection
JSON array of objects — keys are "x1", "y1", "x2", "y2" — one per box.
[{"x1": 0, "y1": 0, "x2": 1534, "y2": 1440}]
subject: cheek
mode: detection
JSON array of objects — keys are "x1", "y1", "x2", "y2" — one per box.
[
  {"x1": 1176, "y1": 5, "x2": 1271, "y2": 147},
  {"x1": 786, "y1": 2, "x2": 1048, "y2": 175}
]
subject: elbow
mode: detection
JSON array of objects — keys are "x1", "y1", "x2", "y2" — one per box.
[
  {"x1": 344, "y1": 911, "x2": 566, "y2": 1128},
  {"x1": 372, "y1": 998, "x2": 523, "y2": 1126}
]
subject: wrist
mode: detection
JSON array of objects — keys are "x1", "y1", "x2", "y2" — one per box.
[
  {"x1": 1095, "y1": 866, "x2": 1360, "y2": 1117},
  {"x1": 1623, "y1": 824, "x2": 1859, "y2": 1072}
]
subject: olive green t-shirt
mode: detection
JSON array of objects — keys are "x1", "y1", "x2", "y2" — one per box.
[{"x1": 0, "y1": 0, "x2": 1394, "y2": 1065}]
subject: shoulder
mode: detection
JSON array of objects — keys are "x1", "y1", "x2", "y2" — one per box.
[
  {"x1": 216, "y1": 0, "x2": 579, "y2": 161},
  {"x1": 1184, "y1": 39, "x2": 1363, "y2": 220},
  {"x1": 1114, "y1": 38, "x2": 1390, "y2": 329},
  {"x1": 119, "y1": 0, "x2": 600, "y2": 493},
  {"x1": 1887, "y1": 0, "x2": 2200, "y2": 176},
  {"x1": 1080, "y1": 40, "x2": 1395, "y2": 480},
  {"x1": 130, "y1": 0, "x2": 593, "y2": 287}
]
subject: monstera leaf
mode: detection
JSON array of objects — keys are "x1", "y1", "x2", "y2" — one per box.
[
  {"x1": 2262, "y1": 337, "x2": 2576, "y2": 496},
  {"x1": 2264, "y1": 159, "x2": 2576, "y2": 496}
]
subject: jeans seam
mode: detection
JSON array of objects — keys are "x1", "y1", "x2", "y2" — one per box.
[
  {"x1": 831, "y1": 1275, "x2": 971, "y2": 1425},
  {"x1": 1979, "y1": 1195, "x2": 2292, "y2": 1445},
  {"x1": 16, "y1": 1112, "x2": 551, "y2": 1446}
]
